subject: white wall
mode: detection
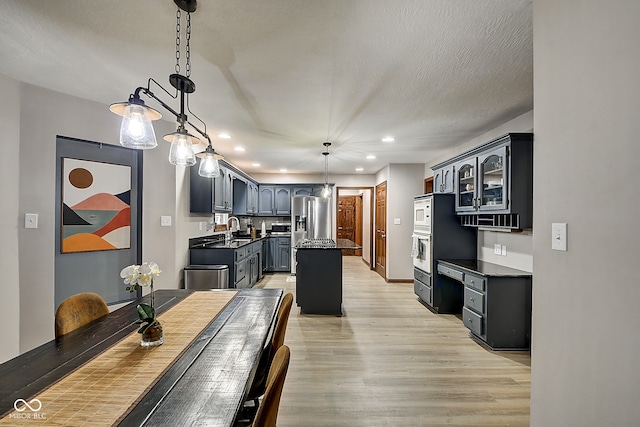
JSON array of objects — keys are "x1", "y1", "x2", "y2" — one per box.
[
  {"x1": 385, "y1": 164, "x2": 425, "y2": 280},
  {"x1": 0, "y1": 75, "x2": 21, "y2": 362},
  {"x1": 530, "y1": 1, "x2": 640, "y2": 425}
]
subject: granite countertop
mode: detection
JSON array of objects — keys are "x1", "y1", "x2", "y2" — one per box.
[
  {"x1": 296, "y1": 239, "x2": 362, "y2": 250},
  {"x1": 189, "y1": 234, "x2": 269, "y2": 249},
  {"x1": 438, "y1": 259, "x2": 532, "y2": 277}
]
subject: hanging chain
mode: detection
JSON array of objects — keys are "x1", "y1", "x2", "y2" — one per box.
[
  {"x1": 175, "y1": 9, "x2": 181, "y2": 74},
  {"x1": 185, "y1": 12, "x2": 192, "y2": 77},
  {"x1": 174, "y1": 9, "x2": 192, "y2": 77}
]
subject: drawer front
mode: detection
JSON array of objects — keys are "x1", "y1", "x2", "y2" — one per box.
[
  {"x1": 437, "y1": 264, "x2": 464, "y2": 282},
  {"x1": 235, "y1": 247, "x2": 247, "y2": 261},
  {"x1": 464, "y1": 287, "x2": 485, "y2": 314},
  {"x1": 414, "y1": 268, "x2": 430, "y2": 284},
  {"x1": 463, "y1": 273, "x2": 485, "y2": 292},
  {"x1": 463, "y1": 307, "x2": 484, "y2": 336},
  {"x1": 414, "y1": 279, "x2": 432, "y2": 305}
]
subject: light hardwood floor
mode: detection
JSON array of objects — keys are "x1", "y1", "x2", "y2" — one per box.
[{"x1": 256, "y1": 257, "x2": 531, "y2": 427}]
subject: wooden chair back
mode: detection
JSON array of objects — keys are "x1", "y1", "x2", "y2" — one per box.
[
  {"x1": 55, "y1": 292, "x2": 109, "y2": 338},
  {"x1": 271, "y1": 292, "x2": 293, "y2": 350},
  {"x1": 251, "y1": 345, "x2": 290, "y2": 427}
]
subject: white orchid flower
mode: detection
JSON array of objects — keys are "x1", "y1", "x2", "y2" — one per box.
[{"x1": 120, "y1": 264, "x2": 140, "y2": 285}]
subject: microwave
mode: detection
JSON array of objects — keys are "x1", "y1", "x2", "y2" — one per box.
[
  {"x1": 413, "y1": 196, "x2": 432, "y2": 233},
  {"x1": 271, "y1": 223, "x2": 291, "y2": 234}
]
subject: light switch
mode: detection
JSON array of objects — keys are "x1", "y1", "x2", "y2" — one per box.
[
  {"x1": 552, "y1": 223, "x2": 567, "y2": 251},
  {"x1": 394, "y1": 218, "x2": 401, "y2": 225},
  {"x1": 494, "y1": 244, "x2": 501, "y2": 255},
  {"x1": 501, "y1": 245, "x2": 507, "y2": 256},
  {"x1": 25, "y1": 213, "x2": 38, "y2": 229},
  {"x1": 160, "y1": 216, "x2": 172, "y2": 227}
]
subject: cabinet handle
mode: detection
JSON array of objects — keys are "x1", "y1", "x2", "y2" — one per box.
[
  {"x1": 470, "y1": 280, "x2": 474, "y2": 285},
  {"x1": 470, "y1": 297, "x2": 475, "y2": 302},
  {"x1": 468, "y1": 318, "x2": 473, "y2": 323}
]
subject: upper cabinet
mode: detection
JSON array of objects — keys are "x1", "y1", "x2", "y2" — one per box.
[
  {"x1": 435, "y1": 133, "x2": 533, "y2": 230},
  {"x1": 292, "y1": 185, "x2": 325, "y2": 197},
  {"x1": 213, "y1": 166, "x2": 233, "y2": 213},
  {"x1": 190, "y1": 162, "x2": 234, "y2": 214},
  {"x1": 189, "y1": 163, "x2": 214, "y2": 213},
  {"x1": 258, "y1": 185, "x2": 294, "y2": 215},
  {"x1": 433, "y1": 164, "x2": 455, "y2": 194},
  {"x1": 247, "y1": 181, "x2": 259, "y2": 214}
]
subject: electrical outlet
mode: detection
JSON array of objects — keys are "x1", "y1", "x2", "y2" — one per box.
[
  {"x1": 494, "y1": 244, "x2": 501, "y2": 255},
  {"x1": 394, "y1": 218, "x2": 401, "y2": 225},
  {"x1": 501, "y1": 245, "x2": 507, "y2": 256},
  {"x1": 160, "y1": 216, "x2": 172, "y2": 227}
]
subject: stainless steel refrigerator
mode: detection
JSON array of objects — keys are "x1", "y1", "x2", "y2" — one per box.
[{"x1": 291, "y1": 195, "x2": 332, "y2": 273}]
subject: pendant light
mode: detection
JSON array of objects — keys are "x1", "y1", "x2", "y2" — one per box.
[
  {"x1": 196, "y1": 144, "x2": 224, "y2": 178},
  {"x1": 164, "y1": 126, "x2": 198, "y2": 166},
  {"x1": 109, "y1": 0, "x2": 223, "y2": 177},
  {"x1": 321, "y1": 142, "x2": 332, "y2": 198}
]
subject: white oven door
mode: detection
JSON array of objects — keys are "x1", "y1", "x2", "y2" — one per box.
[{"x1": 412, "y1": 234, "x2": 432, "y2": 273}]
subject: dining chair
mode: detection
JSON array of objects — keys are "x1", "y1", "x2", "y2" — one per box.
[
  {"x1": 55, "y1": 292, "x2": 110, "y2": 338},
  {"x1": 250, "y1": 345, "x2": 291, "y2": 427},
  {"x1": 245, "y1": 292, "x2": 293, "y2": 408}
]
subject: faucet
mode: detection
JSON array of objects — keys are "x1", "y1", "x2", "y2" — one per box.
[{"x1": 226, "y1": 216, "x2": 240, "y2": 242}]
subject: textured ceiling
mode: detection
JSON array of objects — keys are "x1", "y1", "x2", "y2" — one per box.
[{"x1": 0, "y1": 0, "x2": 532, "y2": 175}]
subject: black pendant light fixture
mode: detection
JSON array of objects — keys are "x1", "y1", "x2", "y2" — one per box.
[
  {"x1": 109, "y1": 0, "x2": 223, "y2": 177},
  {"x1": 321, "y1": 141, "x2": 332, "y2": 198}
]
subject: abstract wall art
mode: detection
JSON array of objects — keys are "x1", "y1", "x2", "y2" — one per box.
[{"x1": 61, "y1": 158, "x2": 132, "y2": 253}]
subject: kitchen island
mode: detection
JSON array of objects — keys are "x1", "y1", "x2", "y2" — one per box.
[{"x1": 295, "y1": 238, "x2": 360, "y2": 315}]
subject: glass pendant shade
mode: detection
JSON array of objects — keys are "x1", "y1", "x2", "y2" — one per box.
[
  {"x1": 198, "y1": 154, "x2": 221, "y2": 178},
  {"x1": 166, "y1": 131, "x2": 197, "y2": 166},
  {"x1": 196, "y1": 145, "x2": 223, "y2": 178},
  {"x1": 111, "y1": 103, "x2": 161, "y2": 149},
  {"x1": 321, "y1": 183, "x2": 331, "y2": 198}
]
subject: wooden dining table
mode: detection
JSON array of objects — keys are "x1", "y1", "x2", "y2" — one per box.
[{"x1": 0, "y1": 288, "x2": 283, "y2": 426}]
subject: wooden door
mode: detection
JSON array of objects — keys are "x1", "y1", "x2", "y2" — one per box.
[
  {"x1": 337, "y1": 195, "x2": 362, "y2": 256},
  {"x1": 375, "y1": 182, "x2": 387, "y2": 279}
]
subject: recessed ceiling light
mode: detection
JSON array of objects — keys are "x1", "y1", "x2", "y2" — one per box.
[
  {"x1": 366, "y1": 155, "x2": 376, "y2": 160},
  {"x1": 234, "y1": 146, "x2": 245, "y2": 152},
  {"x1": 355, "y1": 167, "x2": 364, "y2": 172},
  {"x1": 280, "y1": 168, "x2": 287, "y2": 173},
  {"x1": 382, "y1": 136, "x2": 395, "y2": 142},
  {"x1": 218, "y1": 133, "x2": 231, "y2": 139},
  {"x1": 252, "y1": 162, "x2": 261, "y2": 167}
]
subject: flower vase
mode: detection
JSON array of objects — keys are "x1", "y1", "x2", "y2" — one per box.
[{"x1": 140, "y1": 322, "x2": 164, "y2": 347}]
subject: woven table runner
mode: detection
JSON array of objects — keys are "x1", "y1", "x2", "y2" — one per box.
[{"x1": 0, "y1": 290, "x2": 237, "y2": 426}]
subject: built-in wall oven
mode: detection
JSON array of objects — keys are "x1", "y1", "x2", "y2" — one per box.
[
  {"x1": 413, "y1": 195, "x2": 433, "y2": 306},
  {"x1": 412, "y1": 196, "x2": 432, "y2": 273}
]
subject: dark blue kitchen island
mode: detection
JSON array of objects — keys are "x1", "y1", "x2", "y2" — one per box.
[{"x1": 294, "y1": 238, "x2": 360, "y2": 315}]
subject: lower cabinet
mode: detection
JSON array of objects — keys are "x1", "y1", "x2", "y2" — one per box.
[
  {"x1": 413, "y1": 268, "x2": 432, "y2": 306},
  {"x1": 189, "y1": 240, "x2": 265, "y2": 289},
  {"x1": 436, "y1": 261, "x2": 532, "y2": 350},
  {"x1": 266, "y1": 237, "x2": 291, "y2": 272}
]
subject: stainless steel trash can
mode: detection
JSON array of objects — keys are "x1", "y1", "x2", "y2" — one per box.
[{"x1": 184, "y1": 265, "x2": 229, "y2": 290}]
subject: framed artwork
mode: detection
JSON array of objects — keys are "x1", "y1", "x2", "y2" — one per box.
[{"x1": 61, "y1": 158, "x2": 132, "y2": 253}]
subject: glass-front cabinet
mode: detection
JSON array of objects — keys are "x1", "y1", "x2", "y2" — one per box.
[
  {"x1": 455, "y1": 146, "x2": 509, "y2": 213},
  {"x1": 454, "y1": 160, "x2": 477, "y2": 212},
  {"x1": 433, "y1": 133, "x2": 533, "y2": 229},
  {"x1": 478, "y1": 146, "x2": 507, "y2": 211}
]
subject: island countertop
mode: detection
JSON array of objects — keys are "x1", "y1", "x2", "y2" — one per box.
[{"x1": 295, "y1": 238, "x2": 361, "y2": 250}]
